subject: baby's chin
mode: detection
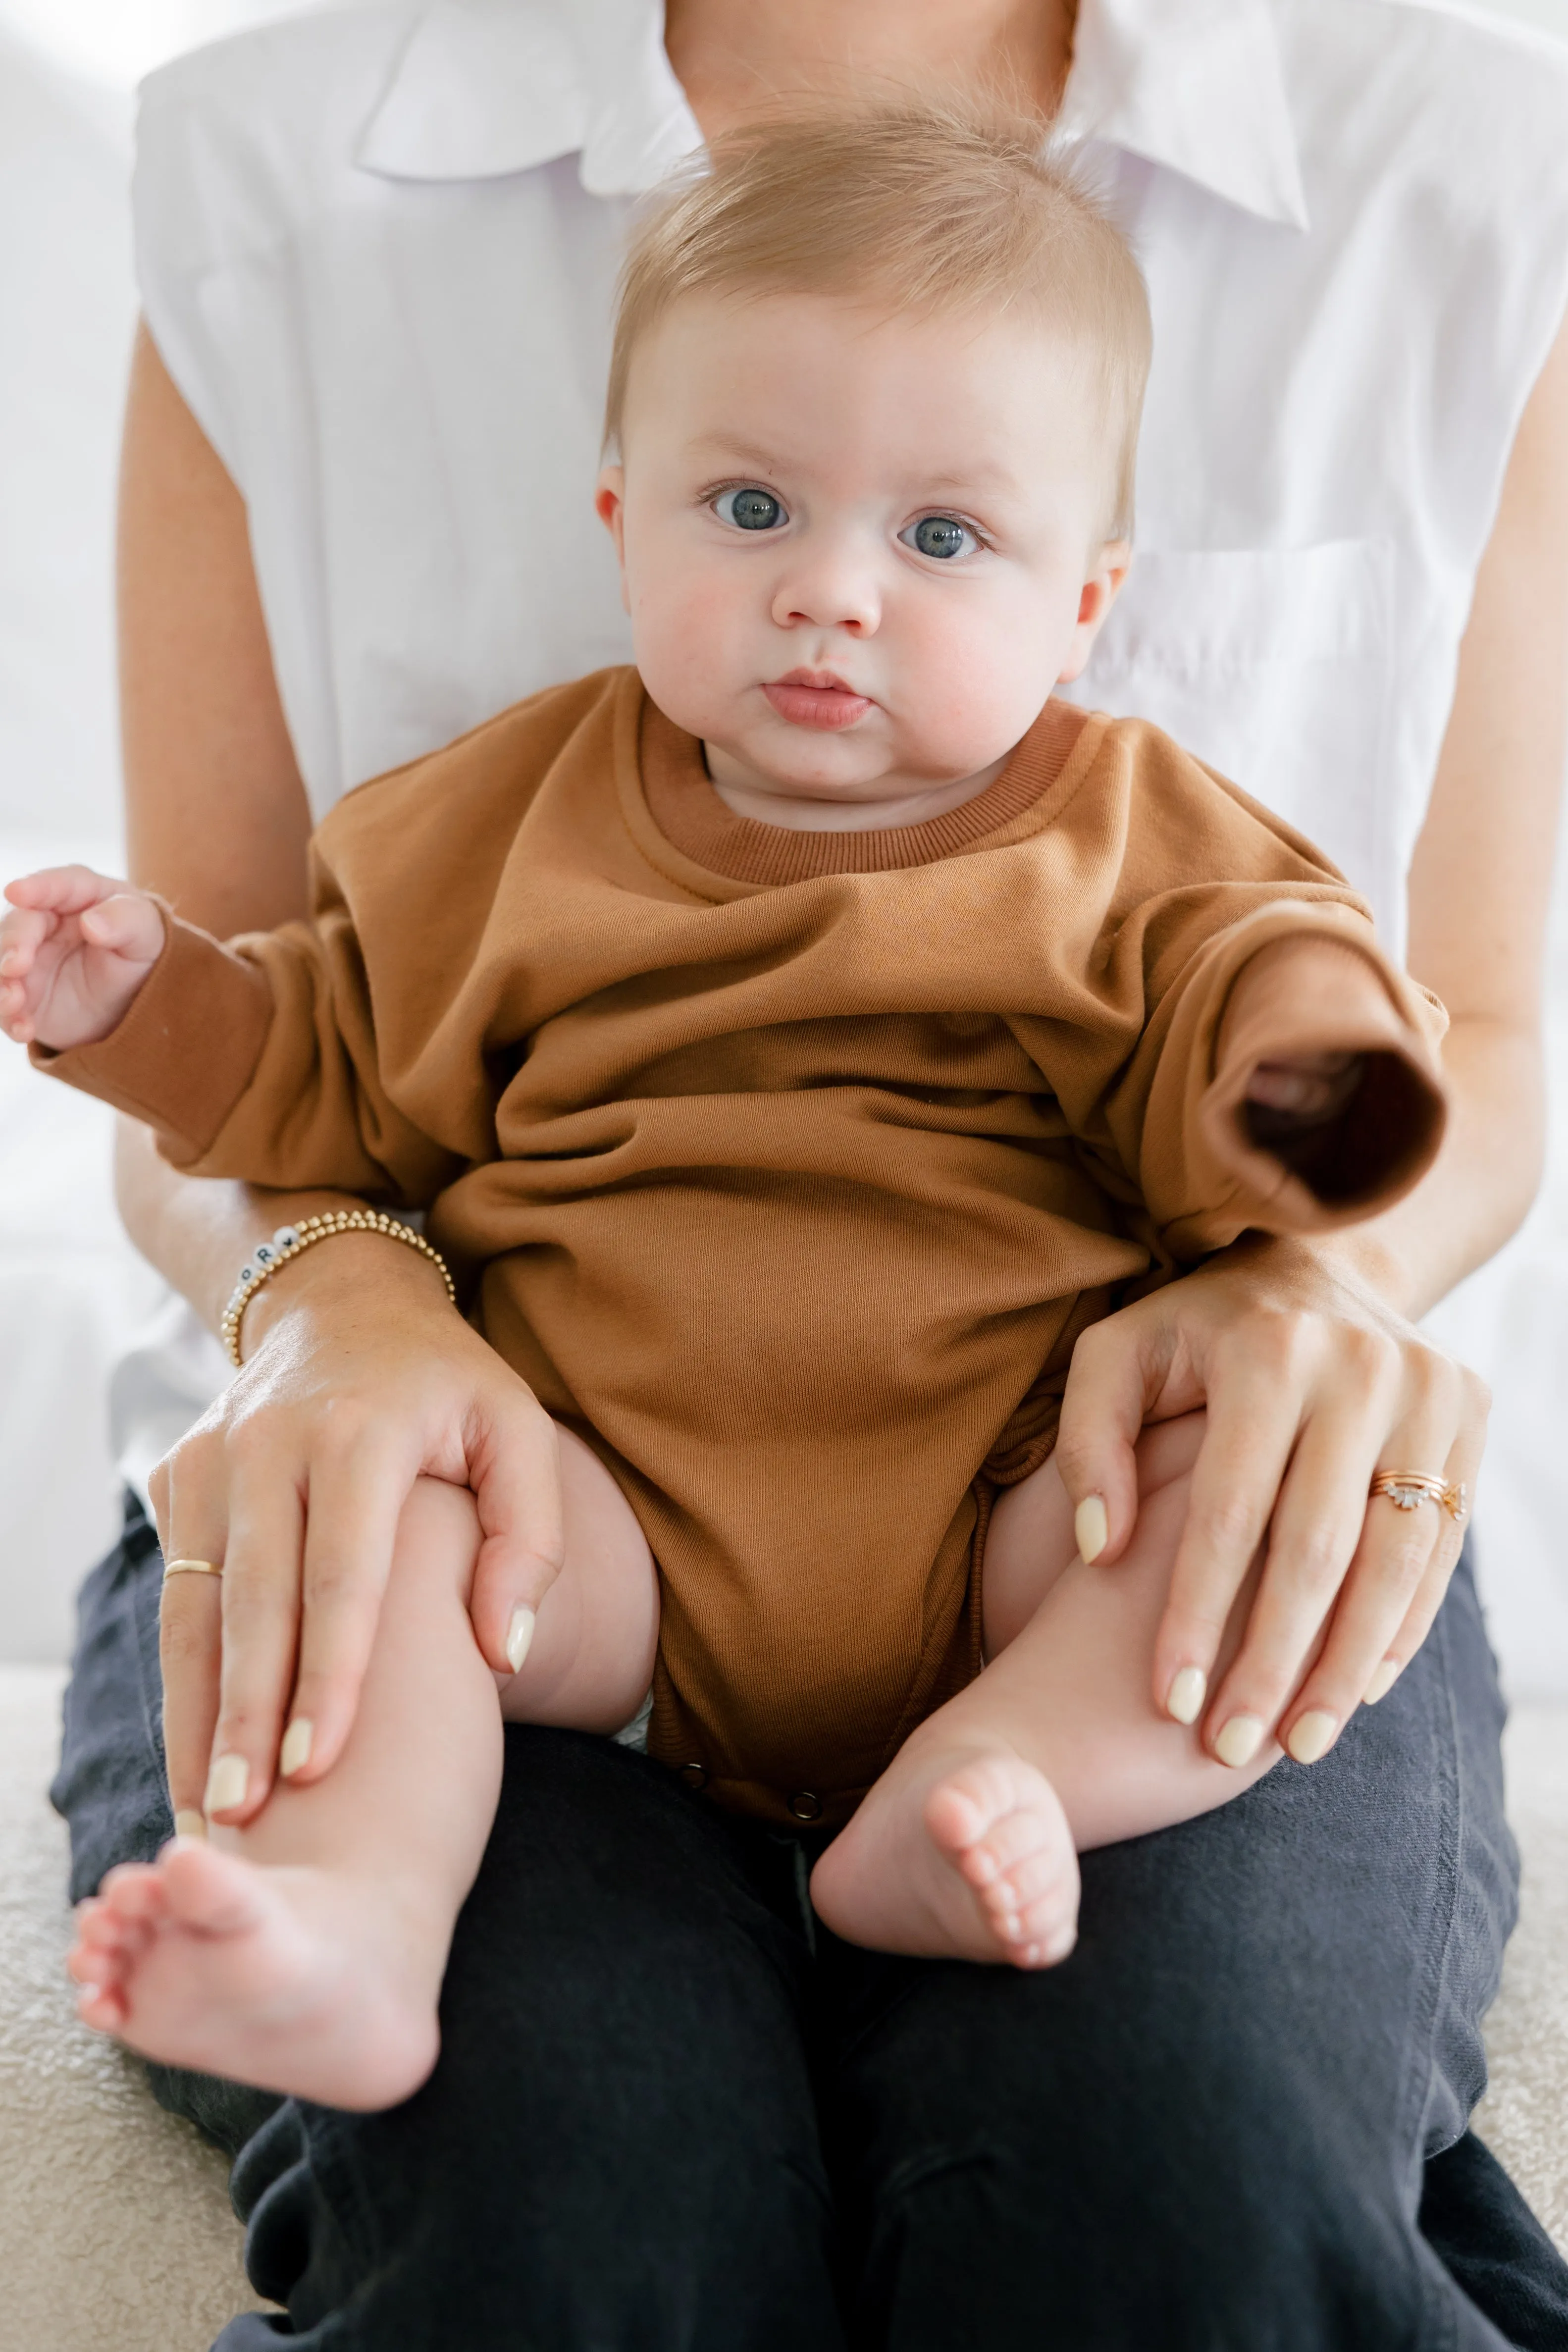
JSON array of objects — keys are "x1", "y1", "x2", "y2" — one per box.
[{"x1": 700, "y1": 713, "x2": 1000, "y2": 819}]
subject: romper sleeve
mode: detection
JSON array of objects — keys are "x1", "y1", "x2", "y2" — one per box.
[
  {"x1": 29, "y1": 682, "x2": 582, "y2": 1199},
  {"x1": 1020, "y1": 717, "x2": 1451, "y2": 1263},
  {"x1": 1100, "y1": 900, "x2": 1448, "y2": 1260},
  {"x1": 30, "y1": 889, "x2": 463, "y2": 1209}
]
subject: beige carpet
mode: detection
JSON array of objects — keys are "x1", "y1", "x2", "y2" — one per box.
[
  {"x1": 1, "y1": 1665, "x2": 1563, "y2": 2347},
  {"x1": 0, "y1": 1668, "x2": 266, "y2": 2349},
  {"x1": 1474, "y1": 1702, "x2": 1568, "y2": 2250}
]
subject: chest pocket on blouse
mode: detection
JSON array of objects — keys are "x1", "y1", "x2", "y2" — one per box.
[{"x1": 1061, "y1": 540, "x2": 1398, "y2": 940}]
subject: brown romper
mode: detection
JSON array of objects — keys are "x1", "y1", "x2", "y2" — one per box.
[{"x1": 43, "y1": 668, "x2": 1446, "y2": 1824}]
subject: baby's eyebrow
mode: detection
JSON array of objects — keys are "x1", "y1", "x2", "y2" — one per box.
[
  {"x1": 918, "y1": 464, "x2": 1020, "y2": 500},
  {"x1": 685, "y1": 434, "x2": 790, "y2": 475}
]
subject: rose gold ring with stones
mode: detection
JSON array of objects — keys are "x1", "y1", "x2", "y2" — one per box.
[{"x1": 1369, "y1": 1471, "x2": 1468, "y2": 1526}]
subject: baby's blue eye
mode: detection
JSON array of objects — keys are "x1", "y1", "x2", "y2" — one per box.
[
  {"x1": 901, "y1": 514, "x2": 978, "y2": 561},
  {"x1": 715, "y1": 486, "x2": 786, "y2": 531}
]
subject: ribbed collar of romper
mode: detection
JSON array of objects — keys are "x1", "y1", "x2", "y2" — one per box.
[{"x1": 353, "y1": 0, "x2": 1309, "y2": 230}]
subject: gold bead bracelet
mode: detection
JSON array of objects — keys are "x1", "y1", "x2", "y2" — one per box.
[{"x1": 220, "y1": 1209, "x2": 456, "y2": 1368}]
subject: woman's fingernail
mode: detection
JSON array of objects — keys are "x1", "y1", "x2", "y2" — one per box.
[
  {"x1": 279, "y1": 1719, "x2": 314, "y2": 1778},
  {"x1": 173, "y1": 1809, "x2": 208, "y2": 1841},
  {"x1": 204, "y1": 1752, "x2": 249, "y2": 1816},
  {"x1": 1074, "y1": 1495, "x2": 1109, "y2": 1563},
  {"x1": 1166, "y1": 1666, "x2": 1207, "y2": 1725},
  {"x1": 505, "y1": 1606, "x2": 537, "y2": 1675},
  {"x1": 1214, "y1": 1714, "x2": 1265, "y2": 1770},
  {"x1": 1363, "y1": 1657, "x2": 1402, "y2": 1704},
  {"x1": 1286, "y1": 1710, "x2": 1338, "y2": 1765}
]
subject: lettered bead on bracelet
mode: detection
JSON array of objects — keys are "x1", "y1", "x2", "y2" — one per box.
[{"x1": 219, "y1": 1210, "x2": 456, "y2": 1368}]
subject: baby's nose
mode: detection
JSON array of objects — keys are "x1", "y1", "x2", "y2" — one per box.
[{"x1": 770, "y1": 546, "x2": 881, "y2": 635}]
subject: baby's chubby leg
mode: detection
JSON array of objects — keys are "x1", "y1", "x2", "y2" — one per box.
[
  {"x1": 68, "y1": 1432, "x2": 657, "y2": 2109},
  {"x1": 811, "y1": 1414, "x2": 1276, "y2": 1969}
]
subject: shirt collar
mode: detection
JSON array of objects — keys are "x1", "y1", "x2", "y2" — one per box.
[
  {"x1": 354, "y1": 0, "x2": 700, "y2": 196},
  {"x1": 356, "y1": 0, "x2": 1307, "y2": 230},
  {"x1": 1058, "y1": 0, "x2": 1309, "y2": 230}
]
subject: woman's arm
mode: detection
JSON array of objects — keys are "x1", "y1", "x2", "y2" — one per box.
[
  {"x1": 115, "y1": 314, "x2": 328, "y2": 1316},
  {"x1": 1054, "y1": 308, "x2": 1568, "y2": 1766},
  {"x1": 116, "y1": 325, "x2": 564, "y2": 1829},
  {"x1": 1372, "y1": 303, "x2": 1568, "y2": 1310}
]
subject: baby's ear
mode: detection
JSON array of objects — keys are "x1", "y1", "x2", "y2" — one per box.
[
  {"x1": 1057, "y1": 540, "x2": 1131, "y2": 685},
  {"x1": 594, "y1": 465, "x2": 630, "y2": 616}
]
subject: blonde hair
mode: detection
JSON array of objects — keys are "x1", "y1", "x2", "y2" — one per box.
[{"x1": 605, "y1": 103, "x2": 1152, "y2": 538}]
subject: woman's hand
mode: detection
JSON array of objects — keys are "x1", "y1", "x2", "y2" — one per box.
[
  {"x1": 151, "y1": 1233, "x2": 564, "y2": 1829},
  {"x1": 1052, "y1": 1233, "x2": 1488, "y2": 1769}
]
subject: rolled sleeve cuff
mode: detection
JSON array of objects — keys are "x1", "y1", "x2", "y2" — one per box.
[{"x1": 1147, "y1": 905, "x2": 1448, "y2": 1258}]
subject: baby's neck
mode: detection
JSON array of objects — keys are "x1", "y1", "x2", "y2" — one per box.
[{"x1": 703, "y1": 748, "x2": 1012, "y2": 834}]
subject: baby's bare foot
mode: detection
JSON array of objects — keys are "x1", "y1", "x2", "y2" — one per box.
[
  {"x1": 67, "y1": 1840, "x2": 441, "y2": 2110},
  {"x1": 810, "y1": 1744, "x2": 1079, "y2": 1968}
]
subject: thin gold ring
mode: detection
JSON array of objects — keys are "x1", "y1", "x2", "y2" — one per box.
[
  {"x1": 1369, "y1": 1471, "x2": 1467, "y2": 1526},
  {"x1": 162, "y1": 1558, "x2": 224, "y2": 1580}
]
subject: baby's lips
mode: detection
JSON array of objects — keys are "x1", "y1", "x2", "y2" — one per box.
[{"x1": 761, "y1": 677, "x2": 873, "y2": 730}]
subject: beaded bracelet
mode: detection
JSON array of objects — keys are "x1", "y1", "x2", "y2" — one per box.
[{"x1": 220, "y1": 1210, "x2": 457, "y2": 1369}]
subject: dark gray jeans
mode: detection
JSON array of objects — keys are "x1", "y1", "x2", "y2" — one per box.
[{"x1": 54, "y1": 1498, "x2": 1568, "y2": 2349}]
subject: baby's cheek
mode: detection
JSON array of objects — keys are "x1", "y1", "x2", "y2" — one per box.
[
  {"x1": 897, "y1": 605, "x2": 1059, "y2": 771},
  {"x1": 629, "y1": 571, "x2": 757, "y2": 734}
]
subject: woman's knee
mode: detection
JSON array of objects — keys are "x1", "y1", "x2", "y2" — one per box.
[{"x1": 845, "y1": 1973, "x2": 1430, "y2": 2351}]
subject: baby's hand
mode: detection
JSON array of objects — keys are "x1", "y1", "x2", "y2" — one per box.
[{"x1": 0, "y1": 867, "x2": 164, "y2": 1050}]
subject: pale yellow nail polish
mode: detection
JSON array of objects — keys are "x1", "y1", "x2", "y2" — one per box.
[
  {"x1": 1074, "y1": 1495, "x2": 1109, "y2": 1564},
  {"x1": 1166, "y1": 1666, "x2": 1207, "y2": 1725},
  {"x1": 1214, "y1": 1714, "x2": 1265, "y2": 1770},
  {"x1": 1286, "y1": 1710, "x2": 1338, "y2": 1765},
  {"x1": 505, "y1": 1606, "x2": 537, "y2": 1675},
  {"x1": 1363, "y1": 1657, "x2": 1402, "y2": 1704},
  {"x1": 279, "y1": 1719, "x2": 314, "y2": 1778},
  {"x1": 204, "y1": 1752, "x2": 249, "y2": 1816},
  {"x1": 173, "y1": 1810, "x2": 208, "y2": 1842}
]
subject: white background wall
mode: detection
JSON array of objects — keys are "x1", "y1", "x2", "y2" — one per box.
[{"x1": 0, "y1": 0, "x2": 1566, "y2": 1684}]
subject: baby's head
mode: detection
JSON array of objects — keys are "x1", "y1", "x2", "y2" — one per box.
[{"x1": 596, "y1": 105, "x2": 1151, "y2": 823}]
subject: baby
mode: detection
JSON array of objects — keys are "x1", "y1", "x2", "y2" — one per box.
[{"x1": 2, "y1": 108, "x2": 1448, "y2": 2112}]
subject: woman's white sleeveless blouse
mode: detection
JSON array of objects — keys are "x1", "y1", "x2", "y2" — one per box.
[{"x1": 113, "y1": 0, "x2": 1568, "y2": 1490}]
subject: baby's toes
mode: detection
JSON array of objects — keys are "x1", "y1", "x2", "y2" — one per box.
[
  {"x1": 75, "y1": 1978, "x2": 130, "y2": 2032},
  {"x1": 1004, "y1": 1868, "x2": 1081, "y2": 1967},
  {"x1": 72, "y1": 1894, "x2": 118, "y2": 1947},
  {"x1": 975, "y1": 1834, "x2": 1077, "y2": 1923},
  {"x1": 954, "y1": 1804, "x2": 1064, "y2": 1897},
  {"x1": 75, "y1": 1889, "x2": 154, "y2": 1947},
  {"x1": 68, "y1": 1929, "x2": 110, "y2": 1981},
  {"x1": 67, "y1": 1930, "x2": 134, "y2": 2027},
  {"x1": 71, "y1": 1887, "x2": 153, "y2": 1959},
  {"x1": 924, "y1": 1753, "x2": 1040, "y2": 1862},
  {"x1": 99, "y1": 1860, "x2": 171, "y2": 1926}
]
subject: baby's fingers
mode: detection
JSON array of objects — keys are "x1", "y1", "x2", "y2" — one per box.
[
  {"x1": 0, "y1": 900, "x2": 50, "y2": 975},
  {"x1": 4, "y1": 864, "x2": 128, "y2": 915},
  {"x1": 0, "y1": 906, "x2": 52, "y2": 1041},
  {"x1": 79, "y1": 892, "x2": 165, "y2": 965}
]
